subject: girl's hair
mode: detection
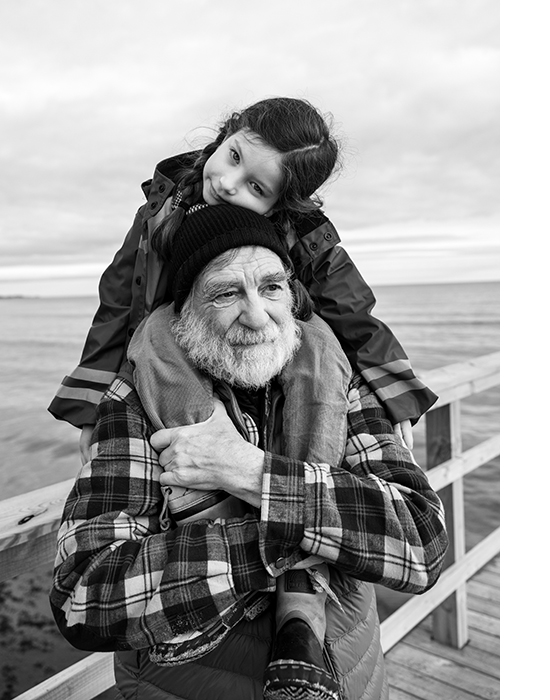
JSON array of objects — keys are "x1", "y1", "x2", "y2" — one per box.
[{"x1": 151, "y1": 97, "x2": 340, "y2": 260}]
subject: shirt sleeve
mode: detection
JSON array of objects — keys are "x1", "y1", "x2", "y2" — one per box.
[
  {"x1": 49, "y1": 379, "x2": 274, "y2": 652},
  {"x1": 259, "y1": 374, "x2": 448, "y2": 592}
]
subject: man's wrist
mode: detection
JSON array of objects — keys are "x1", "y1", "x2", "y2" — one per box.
[{"x1": 223, "y1": 441, "x2": 264, "y2": 508}]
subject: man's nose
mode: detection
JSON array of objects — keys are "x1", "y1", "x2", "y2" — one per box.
[{"x1": 238, "y1": 295, "x2": 269, "y2": 330}]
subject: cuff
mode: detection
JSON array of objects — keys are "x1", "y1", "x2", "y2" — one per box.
[{"x1": 259, "y1": 452, "x2": 307, "y2": 577}]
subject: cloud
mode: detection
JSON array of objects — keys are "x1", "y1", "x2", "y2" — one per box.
[
  {"x1": 339, "y1": 214, "x2": 499, "y2": 285},
  {"x1": 0, "y1": 0, "x2": 499, "y2": 287}
]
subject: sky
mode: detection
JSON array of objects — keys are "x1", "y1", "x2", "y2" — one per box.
[{"x1": 0, "y1": 0, "x2": 499, "y2": 297}]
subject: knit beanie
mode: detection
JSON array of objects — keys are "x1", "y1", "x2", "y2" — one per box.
[{"x1": 169, "y1": 204, "x2": 292, "y2": 312}]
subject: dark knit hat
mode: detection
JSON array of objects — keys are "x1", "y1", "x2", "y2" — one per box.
[{"x1": 169, "y1": 204, "x2": 292, "y2": 311}]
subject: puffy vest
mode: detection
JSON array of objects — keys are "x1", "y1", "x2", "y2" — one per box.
[{"x1": 114, "y1": 569, "x2": 388, "y2": 700}]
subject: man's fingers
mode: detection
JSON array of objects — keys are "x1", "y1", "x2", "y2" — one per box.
[
  {"x1": 150, "y1": 428, "x2": 174, "y2": 452},
  {"x1": 151, "y1": 402, "x2": 224, "y2": 453},
  {"x1": 159, "y1": 470, "x2": 179, "y2": 486},
  {"x1": 79, "y1": 425, "x2": 94, "y2": 466}
]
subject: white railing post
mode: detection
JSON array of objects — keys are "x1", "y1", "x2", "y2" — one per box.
[{"x1": 426, "y1": 400, "x2": 469, "y2": 648}]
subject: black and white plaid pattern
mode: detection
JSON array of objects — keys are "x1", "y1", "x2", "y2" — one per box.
[
  {"x1": 171, "y1": 188, "x2": 184, "y2": 209},
  {"x1": 51, "y1": 374, "x2": 447, "y2": 652}
]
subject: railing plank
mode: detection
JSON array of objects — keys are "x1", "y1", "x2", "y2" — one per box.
[
  {"x1": 421, "y1": 352, "x2": 500, "y2": 408},
  {"x1": 380, "y1": 529, "x2": 500, "y2": 653},
  {"x1": 0, "y1": 479, "x2": 72, "y2": 581},
  {"x1": 426, "y1": 435, "x2": 500, "y2": 491},
  {"x1": 1, "y1": 531, "x2": 58, "y2": 582},
  {"x1": 13, "y1": 652, "x2": 115, "y2": 700}
]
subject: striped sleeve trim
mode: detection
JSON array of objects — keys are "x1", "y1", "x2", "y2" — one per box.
[
  {"x1": 362, "y1": 373, "x2": 434, "y2": 403},
  {"x1": 68, "y1": 366, "x2": 118, "y2": 384},
  {"x1": 362, "y1": 359, "x2": 414, "y2": 380},
  {"x1": 53, "y1": 367, "x2": 118, "y2": 405},
  {"x1": 55, "y1": 385, "x2": 108, "y2": 405}
]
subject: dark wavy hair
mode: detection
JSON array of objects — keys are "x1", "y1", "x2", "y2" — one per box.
[{"x1": 151, "y1": 97, "x2": 340, "y2": 260}]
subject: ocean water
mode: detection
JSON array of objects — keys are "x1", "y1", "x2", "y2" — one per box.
[
  {"x1": 0, "y1": 281, "x2": 499, "y2": 697},
  {"x1": 0, "y1": 282, "x2": 499, "y2": 496}
]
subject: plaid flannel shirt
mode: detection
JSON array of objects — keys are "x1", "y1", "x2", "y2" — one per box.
[{"x1": 50, "y1": 373, "x2": 447, "y2": 652}]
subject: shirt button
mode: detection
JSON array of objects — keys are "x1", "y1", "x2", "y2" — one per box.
[
  {"x1": 324, "y1": 232, "x2": 333, "y2": 240},
  {"x1": 309, "y1": 242, "x2": 318, "y2": 251},
  {"x1": 159, "y1": 183, "x2": 166, "y2": 193},
  {"x1": 150, "y1": 201, "x2": 158, "y2": 210},
  {"x1": 275, "y1": 557, "x2": 285, "y2": 569}
]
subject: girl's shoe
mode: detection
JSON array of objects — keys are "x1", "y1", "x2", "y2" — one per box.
[{"x1": 263, "y1": 618, "x2": 339, "y2": 700}]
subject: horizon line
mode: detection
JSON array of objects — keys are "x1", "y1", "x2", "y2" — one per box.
[{"x1": 0, "y1": 277, "x2": 500, "y2": 301}]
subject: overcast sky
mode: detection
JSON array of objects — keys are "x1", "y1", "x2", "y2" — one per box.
[{"x1": 0, "y1": 0, "x2": 499, "y2": 296}]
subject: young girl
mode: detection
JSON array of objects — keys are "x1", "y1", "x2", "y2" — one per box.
[
  {"x1": 49, "y1": 96, "x2": 437, "y2": 698},
  {"x1": 49, "y1": 96, "x2": 436, "y2": 452}
]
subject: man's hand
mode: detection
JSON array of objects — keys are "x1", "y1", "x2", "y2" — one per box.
[
  {"x1": 79, "y1": 425, "x2": 94, "y2": 465},
  {"x1": 393, "y1": 419, "x2": 414, "y2": 450},
  {"x1": 150, "y1": 399, "x2": 264, "y2": 507}
]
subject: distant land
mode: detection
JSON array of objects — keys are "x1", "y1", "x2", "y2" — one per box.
[{"x1": 0, "y1": 294, "x2": 36, "y2": 299}]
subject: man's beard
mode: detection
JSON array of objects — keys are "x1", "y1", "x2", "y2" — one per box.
[{"x1": 170, "y1": 303, "x2": 302, "y2": 390}]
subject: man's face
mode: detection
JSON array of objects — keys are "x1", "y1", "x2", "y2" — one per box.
[
  {"x1": 172, "y1": 246, "x2": 301, "y2": 389},
  {"x1": 197, "y1": 246, "x2": 292, "y2": 336}
]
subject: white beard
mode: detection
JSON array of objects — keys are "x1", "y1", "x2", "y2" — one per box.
[{"x1": 171, "y1": 302, "x2": 302, "y2": 390}]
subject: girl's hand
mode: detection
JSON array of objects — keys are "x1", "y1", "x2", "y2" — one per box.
[
  {"x1": 393, "y1": 419, "x2": 414, "y2": 450},
  {"x1": 150, "y1": 399, "x2": 264, "y2": 507},
  {"x1": 79, "y1": 424, "x2": 95, "y2": 465}
]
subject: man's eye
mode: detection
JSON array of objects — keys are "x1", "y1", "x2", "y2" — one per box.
[
  {"x1": 212, "y1": 291, "x2": 237, "y2": 307},
  {"x1": 263, "y1": 284, "x2": 284, "y2": 298}
]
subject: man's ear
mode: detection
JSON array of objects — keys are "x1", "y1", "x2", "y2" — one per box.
[{"x1": 290, "y1": 278, "x2": 315, "y2": 321}]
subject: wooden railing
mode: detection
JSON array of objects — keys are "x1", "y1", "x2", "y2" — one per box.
[
  {"x1": 0, "y1": 352, "x2": 500, "y2": 700},
  {"x1": 380, "y1": 352, "x2": 500, "y2": 652}
]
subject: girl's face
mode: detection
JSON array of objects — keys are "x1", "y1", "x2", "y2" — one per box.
[{"x1": 202, "y1": 130, "x2": 283, "y2": 216}]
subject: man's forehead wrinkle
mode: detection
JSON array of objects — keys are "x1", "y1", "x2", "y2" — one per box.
[
  {"x1": 203, "y1": 263, "x2": 285, "y2": 288},
  {"x1": 202, "y1": 269, "x2": 287, "y2": 298},
  {"x1": 202, "y1": 278, "x2": 238, "y2": 298}
]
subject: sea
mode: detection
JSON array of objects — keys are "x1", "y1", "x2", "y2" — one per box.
[{"x1": 0, "y1": 281, "x2": 500, "y2": 698}]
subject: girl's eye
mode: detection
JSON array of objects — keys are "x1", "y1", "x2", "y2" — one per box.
[
  {"x1": 251, "y1": 182, "x2": 264, "y2": 196},
  {"x1": 230, "y1": 149, "x2": 240, "y2": 164}
]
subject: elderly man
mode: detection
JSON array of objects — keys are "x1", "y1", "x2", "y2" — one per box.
[{"x1": 50, "y1": 205, "x2": 448, "y2": 700}]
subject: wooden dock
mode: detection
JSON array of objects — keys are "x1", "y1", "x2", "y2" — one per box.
[{"x1": 385, "y1": 555, "x2": 500, "y2": 700}]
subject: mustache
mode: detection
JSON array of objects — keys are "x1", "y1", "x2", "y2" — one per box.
[
  {"x1": 225, "y1": 325, "x2": 279, "y2": 346},
  {"x1": 171, "y1": 300, "x2": 302, "y2": 389}
]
